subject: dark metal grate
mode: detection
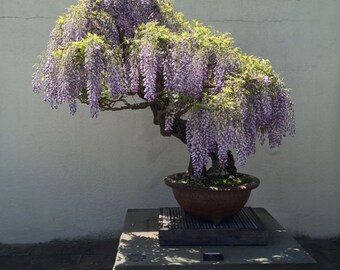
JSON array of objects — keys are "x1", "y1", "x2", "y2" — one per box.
[
  {"x1": 159, "y1": 207, "x2": 265, "y2": 231},
  {"x1": 159, "y1": 207, "x2": 268, "y2": 246}
]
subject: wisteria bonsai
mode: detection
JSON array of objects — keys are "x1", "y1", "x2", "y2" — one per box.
[{"x1": 33, "y1": 0, "x2": 295, "y2": 186}]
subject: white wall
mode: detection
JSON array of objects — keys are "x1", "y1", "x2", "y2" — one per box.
[{"x1": 0, "y1": 0, "x2": 339, "y2": 243}]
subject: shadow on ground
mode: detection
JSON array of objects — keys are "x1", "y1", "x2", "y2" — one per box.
[{"x1": 0, "y1": 239, "x2": 119, "y2": 270}]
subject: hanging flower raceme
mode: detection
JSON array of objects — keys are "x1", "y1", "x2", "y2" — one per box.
[
  {"x1": 42, "y1": 56, "x2": 62, "y2": 109},
  {"x1": 85, "y1": 40, "x2": 105, "y2": 118},
  {"x1": 105, "y1": 48, "x2": 127, "y2": 98},
  {"x1": 59, "y1": 46, "x2": 85, "y2": 115},
  {"x1": 126, "y1": 51, "x2": 141, "y2": 94},
  {"x1": 140, "y1": 42, "x2": 158, "y2": 101},
  {"x1": 213, "y1": 55, "x2": 237, "y2": 94},
  {"x1": 166, "y1": 40, "x2": 206, "y2": 99},
  {"x1": 186, "y1": 110, "x2": 214, "y2": 175}
]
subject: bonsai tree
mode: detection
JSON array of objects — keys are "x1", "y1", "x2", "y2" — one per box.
[{"x1": 33, "y1": 0, "x2": 295, "y2": 184}]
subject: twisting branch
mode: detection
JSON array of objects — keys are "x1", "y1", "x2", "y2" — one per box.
[
  {"x1": 99, "y1": 101, "x2": 150, "y2": 112},
  {"x1": 79, "y1": 97, "x2": 150, "y2": 112},
  {"x1": 174, "y1": 104, "x2": 192, "y2": 118}
]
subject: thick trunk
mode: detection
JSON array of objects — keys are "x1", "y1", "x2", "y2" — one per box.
[
  {"x1": 226, "y1": 150, "x2": 237, "y2": 177},
  {"x1": 207, "y1": 150, "x2": 238, "y2": 177},
  {"x1": 207, "y1": 151, "x2": 221, "y2": 175},
  {"x1": 149, "y1": 103, "x2": 238, "y2": 177},
  {"x1": 149, "y1": 103, "x2": 187, "y2": 144}
]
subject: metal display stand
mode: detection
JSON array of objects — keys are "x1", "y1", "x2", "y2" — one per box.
[{"x1": 159, "y1": 207, "x2": 268, "y2": 246}]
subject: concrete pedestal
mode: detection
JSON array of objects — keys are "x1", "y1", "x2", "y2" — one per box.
[{"x1": 113, "y1": 208, "x2": 317, "y2": 270}]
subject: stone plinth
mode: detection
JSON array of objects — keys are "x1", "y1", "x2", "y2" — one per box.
[{"x1": 113, "y1": 208, "x2": 317, "y2": 270}]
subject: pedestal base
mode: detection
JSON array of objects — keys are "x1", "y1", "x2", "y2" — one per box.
[
  {"x1": 113, "y1": 208, "x2": 317, "y2": 270},
  {"x1": 159, "y1": 207, "x2": 268, "y2": 246}
]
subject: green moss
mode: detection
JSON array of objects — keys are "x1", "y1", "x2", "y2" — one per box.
[{"x1": 174, "y1": 173, "x2": 248, "y2": 188}]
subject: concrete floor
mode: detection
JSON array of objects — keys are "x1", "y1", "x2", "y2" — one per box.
[{"x1": 0, "y1": 237, "x2": 339, "y2": 270}]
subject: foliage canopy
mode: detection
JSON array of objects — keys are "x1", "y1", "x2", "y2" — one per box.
[{"x1": 33, "y1": 0, "x2": 295, "y2": 176}]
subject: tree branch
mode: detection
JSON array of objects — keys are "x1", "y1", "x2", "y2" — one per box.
[
  {"x1": 99, "y1": 101, "x2": 150, "y2": 112},
  {"x1": 174, "y1": 104, "x2": 192, "y2": 118}
]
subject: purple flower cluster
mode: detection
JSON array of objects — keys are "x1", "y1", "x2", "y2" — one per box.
[
  {"x1": 166, "y1": 41, "x2": 208, "y2": 99},
  {"x1": 213, "y1": 55, "x2": 234, "y2": 94},
  {"x1": 59, "y1": 47, "x2": 85, "y2": 115},
  {"x1": 110, "y1": 0, "x2": 161, "y2": 38},
  {"x1": 126, "y1": 53, "x2": 141, "y2": 94},
  {"x1": 34, "y1": 0, "x2": 175, "y2": 112},
  {"x1": 89, "y1": 13, "x2": 119, "y2": 47},
  {"x1": 85, "y1": 42, "x2": 105, "y2": 118},
  {"x1": 42, "y1": 56, "x2": 62, "y2": 109},
  {"x1": 105, "y1": 50, "x2": 126, "y2": 97},
  {"x1": 186, "y1": 84, "x2": 295, "y2": 175},
  {"x1": 140, "y1": 43, "x2": 158, "y2": 101},
  {"x1": 62, "y1": 14, "x2": 88, "y2": 44},
  {"x1": 186, "y1": 110, "x2": 215, "y2": 175},
  {"x1": 266, "y1": 86, "x2": 295, "y2": 147},
  {"x1": 33, "y1": 0, "x2": 183, "y2": 115},
  {"x1": 49, "y1": 1, "x2": 120, "y2": 51},
  {"x1": 162, "y1": 51, "x2": 173, "y2": 91},
  {"x1": 165, "y1": 112, "x2": 175, "y2": 132}
]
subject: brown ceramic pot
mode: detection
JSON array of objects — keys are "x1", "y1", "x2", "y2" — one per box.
[{"x1": 164, "y1": 173, "x2": 260, "y2": 224}]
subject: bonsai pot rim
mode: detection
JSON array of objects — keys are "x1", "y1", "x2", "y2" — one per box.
[{"x1": 164, "y1": 172, "x2": 260, "y2": 192}]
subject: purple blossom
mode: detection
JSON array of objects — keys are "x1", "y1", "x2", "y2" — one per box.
[
  {"x1": 163, "y1": 53, "x2": 173, "y2": 91},
  {"x1": 32, "y1": 60, "x2": 44, "y2": 94},
  {"x1": 101, "y1": 0, "x2": 115, "y2": 12},
  {"x1": 90, "y1": 16, "x2": 119, "y2": 47},
  {"x1": 140, "y1": 43, "x2": 157, "y2": 101},
  {"x1": 106, "y1": 64, "x2": 124, "y2": 98},
  {"x1": 56, "y1": 1, "x2": 120, "y2": 47},
  {"x1": 68, "y1": 99, "x2": 78, "y2": 116},
  {"x1": 171, "y1": 41, "x2": 192, "y2": 94},
  {"x1": 190, "y1": 53, "x2": 208, "y2": 99},
  {"x1": 186, "y1": 112, "x2": 208, "y2": 175},
  {"x1": 243, "y1": 108, "x2": 257, "y2": 156},
  {"x1": 126, "y1": 53, "x2": 140, "y2": 94},
  {"x1": 169, "y1": 41, "x2": 207, "y2": 99},
  {"x1": 112, "y1": 0, "x2": 161, "y2": 39},
  {"x1": 165, "y1": 112, "x2": 175, "y2": 132},
  {"x1": 155, "y1": 51, "x2": 165, "y2": 78},
  {"x1": 42, "y1": 56, "x2": 62, "y2": 109},
  {"x1": 260, "y1": 89, "x2": 273, "y2": 126},
  {"x1": 59, "y1": 47, "x2": 85, "y2": 115},
  {"x1": 85, "y1": 42, "x2": 105, "y2": 118},
  {"x1": 105, "y1": 51, "x2": 126, "y2": 97},
  {"x1": 48, "y1": 28, "x2": 64, "y2": 51},
  {"x1": 213, "y1": 55, "x2": 234, "y2": 94},
  {"x1": 186, "y1": 110, "x2": 215, "y2": 175},
  {"x1": 62, "y1": 12, "x2": 88, "y2": 44},
  {"x1": 263, "y1": 75, "x2": 271, "y2": 86},
  {"x1": 266, "y1": 86, "x2": 295, "y2": 147},
  {"x1": 215, "y1": 120, "x2": 239, "y2": 166}
]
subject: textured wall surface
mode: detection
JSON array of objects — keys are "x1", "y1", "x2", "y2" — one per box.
[{"x1": 0, "y1": 0, "x2": 339, "y2": 243}]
